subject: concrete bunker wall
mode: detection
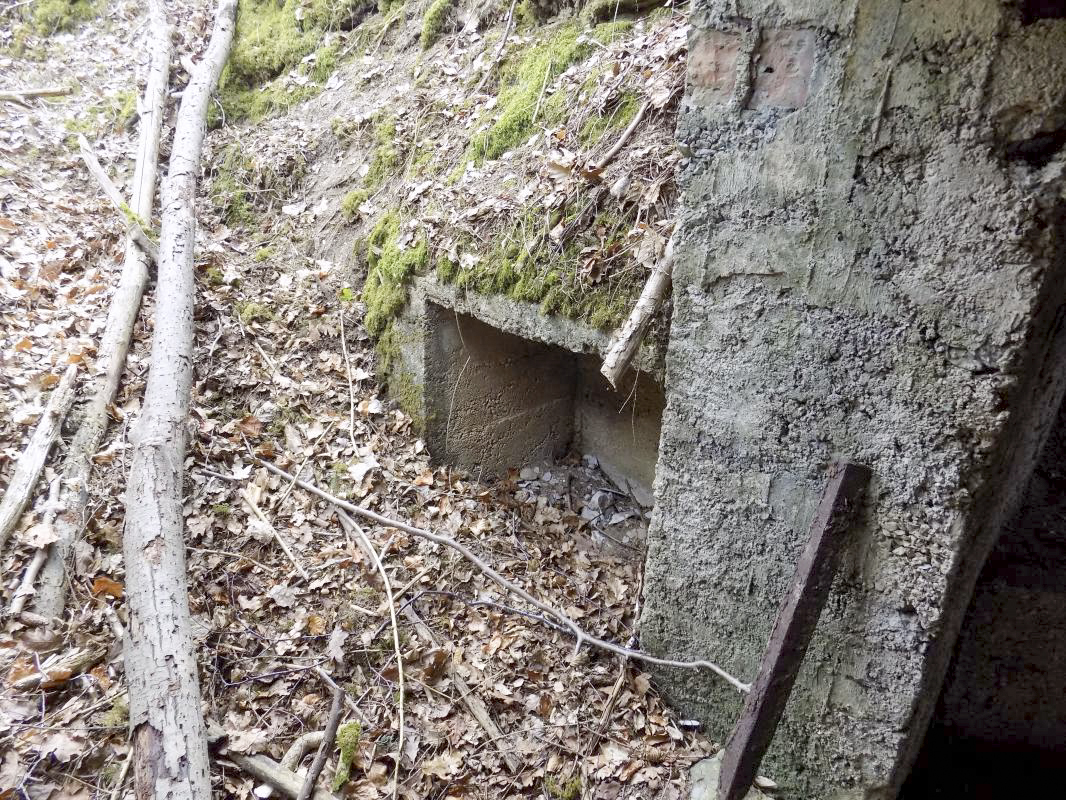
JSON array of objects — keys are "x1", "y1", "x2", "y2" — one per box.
[
  {"x1": 639, "y1": 2, "x2": 1066, "y2": 799},
  {"x1": 389, "y1": 278, "x2": 666, "y2": 505},
  {"x1": 902, "y1": 395, "x2": 1066, "y2": 796}
]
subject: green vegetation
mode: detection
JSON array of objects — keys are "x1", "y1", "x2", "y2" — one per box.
[
  {"x1": 216, "y1": 0, "x2": 365, "y2": 123},
  {"x1": 419, "y1": 0, "x2": 453, "y2": 49},
  {"x1": 341, "y1": 188, "x2": 369, "y2": 220},
  {"x1": 254, "y1": 246, "x2": 273, "y2": 262},
  {"x1": 362, "y1": 209, "x2": 428, "y2": 335},
  {"x1": 26, "y1": 0, "x2": 98, "y2": 34},
  {"x1": 96, "y1": 695, "x2": 130, "y2": 729},
  {"x1": 545, "y1": 776, "x2": 582, "y2": 800},
  {"x1": 466, "y1": 24, "x2": 590, "y2": 163},
  {"x1": 365, "y1": 117, "x2": 401, "y2": 189},
  {"x1": 210, "y1": 145, "x2": 256, "y2": 226},
  {"x1": 579, "y1": 90, "x2": 640, "y2": 145},
  {"x1": 206, "y1": 266, "x2": 226, "y2": 286},
  {"x1": 211, "y1": 503, "x2": 232, "y2": 517},
  {"x1": 331, "y1": 721, "x2": 362, "y2": 790},
  {"x1": 237, "y1": 301, "x2": 274, "y2": 324}
]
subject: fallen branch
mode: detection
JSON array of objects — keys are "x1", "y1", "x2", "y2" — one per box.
[
  {"x1": 8, "y1": 477, "x2": 60, "y2": 615},
  {"x1": 254, "y1": 457, "x2": 750, "y2": 693},
  {"x1": 282, "y1": 732, "x2": 326, "y2": 770},
  {"x1": 76, "y1": 134, "x2": 160, "y2": 264},
  {"x1": 34, "y1": 0, "x2": 173, "y2": 620},
  {"x1": 600, "y1": 231, "x2": 675, "y2": 388},
  {"x1": 13, "y1": 646, "x2": 104, "y2": 691},
  {"x1": 0, "y1": 364, "x2": 78, "y2": 552},
  {"x1": 122, "y1": 3, "x2": 235, "y2": 800},
  {"x1": 593, "y1": 100, "x2": 649, "y2": 172},
  {"x1": 473, "y1": 0, "x2": 518, "y2": 94},
  {"x1": 296, "y1": 688, "x2": 345, "y2": 800},
  {"x1": 336, "y1": 512, "x2": 407, "y2": 797},
  {"x1": 0, "y1": 86, "x2": 72, "y2": 106},
  {"x1": 223, "y1": 753, "x2": 339, "y2": 800}
]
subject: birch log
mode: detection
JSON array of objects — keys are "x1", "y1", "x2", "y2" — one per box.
[
  {"x1": 599, "y1": 231, "x2": 675, "y2": 388},
  {"x1": 33, "y1": 0, "x2": 172, "y2": 620},
  {"x1": 122, "y1": 2, "x2": 235, "y2": 799},
  {"x1": 0, "y1": 365, "x2": 77, "y2": 551}
]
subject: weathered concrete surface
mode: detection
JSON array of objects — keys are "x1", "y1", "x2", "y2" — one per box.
[
  {"x1": 934, "y1": 397, "x2": 1066, "y2": 754},
  {"x1": 423, "y1": 303, "x2": 576, "y2": 473},
  {"x1": 575, "y1": 360, "x2": 664, "y2": 507},
  {"x1": 389, "y1": 278, "x2": 665, "y2": 495},
  {"x1": 642, "y1": 2, "x2": 1066, "y2": 798}
]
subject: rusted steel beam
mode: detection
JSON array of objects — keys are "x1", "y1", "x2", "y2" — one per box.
[{"x1": 717, "y1": 461, "x2": 872, "y2": 800}]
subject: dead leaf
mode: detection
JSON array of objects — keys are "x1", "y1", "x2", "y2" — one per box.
[{"x1": 91, "y1": 576, "x2": 124, "y2": 598}]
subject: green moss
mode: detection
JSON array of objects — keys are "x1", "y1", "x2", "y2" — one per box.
[
  {"x1": 215, "y1": 80, "x2": 319, "y2": 126},
  {"x1": 96, "y1": 696, "x2": 129, "y2": 729},
  {"x1": 310, "y1": 41, "x2": 339, "y2": 82},
  {"x1": 435, "y1": 204, "x2": 641, "y2": 330},
  {"x1": 341, "y1": 189, "x2": 369, "y2": 220},
  {"x1": 27, "y1": 0, "x2": 98, "y2": 34},
  {"x1": 365, "y1": 117, "x2": 401, "y2": 189},
  {"x1": 362, "y1": 210, "x2": 428, "y2": 335},
  {"x1": 206, "y1": 266, "x2": 226, "y2": 286},
  {"x1": 237, "y1": 301, "x2": 274, "y2": 324},
  {"x1": 254, "y1": 247, "x2": 273, "y2": 262},
  {"x1": 211, "y1": 502, "x2": 232, "y2": 517},
  {"x1": 545, "y1": 776, "x2": 581, "y2": 800},
  {"x1": 590, "y1": 18, "x2": 633, "y2": 43},
  {"x1": 211, "y1": 145, "x2": 256, "y2": 227},
  {"x1": 216, "y1": 0, "x2": 360, "y2": 123},
  {"x1": 467, "y1": 24, "x2": 590, "y2": 163},
  {"x1": 332, "y1": 721, "x2": 362, "y2": 790},
  {"x1": 579, "y1": 90, "x2": 640, "y2": 145},
  {"x1": 419, "y1": 0, "x2": 452, "y2": 49}
]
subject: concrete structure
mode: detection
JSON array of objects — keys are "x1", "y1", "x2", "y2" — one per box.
[
  {"x1": 389, "y1": 276, "x2": 666, "y2": 505},
  {"x1": 380, "y1": 2, "x2": 1066, "y2": 796},
  {"x1": 639, "y1": 1, "x2": 1066, "y2": 798}
]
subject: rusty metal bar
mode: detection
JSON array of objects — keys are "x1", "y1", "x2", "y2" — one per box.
[{"x1": 717, "y1": 461, "x2": 872, "y2": 800}]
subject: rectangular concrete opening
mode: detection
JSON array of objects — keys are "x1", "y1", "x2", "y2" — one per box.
[{"x1": 422, "y1": 303, "x2": 664, "y2": 509}]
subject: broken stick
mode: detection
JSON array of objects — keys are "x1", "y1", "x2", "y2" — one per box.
[
  {"x1": 600, "y1": 230, "x2": 674, "y2": 388},
  {"x1": 76, "y1": 134, "x2": 160, "y2": 264},
  {"x1": 0, "y1": 365, "x2": 78, "y2": 552}
]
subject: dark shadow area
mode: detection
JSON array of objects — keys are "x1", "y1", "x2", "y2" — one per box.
[{"x1": 902, "y1": 398, "x2": 1066, "y2": 798}]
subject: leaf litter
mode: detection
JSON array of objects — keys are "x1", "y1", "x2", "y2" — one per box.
[{"x1": 0, "y1": 1, "x2": 717, "y2": 798}]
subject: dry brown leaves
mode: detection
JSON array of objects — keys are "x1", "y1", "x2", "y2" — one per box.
[{"x1": 2, "y1": 2, "x2": 715, "y2": 799}]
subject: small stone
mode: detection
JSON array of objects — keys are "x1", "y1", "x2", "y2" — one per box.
[
  {"x1": 754, "y1": 776, "x2": 778, "y2": 791},
  {"x1": 518, "y1": 466, "x2": 539, "y2": 481},
  {"x1": 591, "y1": 490, "x2": 612, "y2": 510}
]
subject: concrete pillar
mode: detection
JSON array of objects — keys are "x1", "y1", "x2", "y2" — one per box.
[{"x1": 641, "y1": 2, "x2": 1066, "y2": 797}]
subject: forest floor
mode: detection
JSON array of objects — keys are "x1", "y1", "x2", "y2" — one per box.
[{"x1": 0, "y1": 1, "x2": 717, "y2": 799}]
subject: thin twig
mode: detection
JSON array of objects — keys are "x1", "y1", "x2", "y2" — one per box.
[
  {"x1": 339, "y1": 315, "x2": 358, "y2": 454},
  {"x1": 296, "y1": 688, "x2": 344, "y2": 800},
  {"x1": 473, "y1": 0, "x2": 519, "y2": 94},
  {"x1": 75, "y1": 135, "x2": 160, "y2": 264},
  {"x1": 311, "y1": 667, "x2": 370, "y2": 725},
  {"x1": 108, "y1": 747, "x2": 133, "y2": 800},
  {"x1": 336, "y1": 512, "x2": 406, "y2": 798},
  {"x1": 593, "y1": 100, "x2": 649, "y2": 172},
  {"x1": 252, "y1": 457, "x2": 751, "y2": 693},
  {"x1": 8, "y1": 476, "x2": 61, "y2": 615},
  {"x1": 240, "y1": 489, "x2": 309, "y2": 580}
]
